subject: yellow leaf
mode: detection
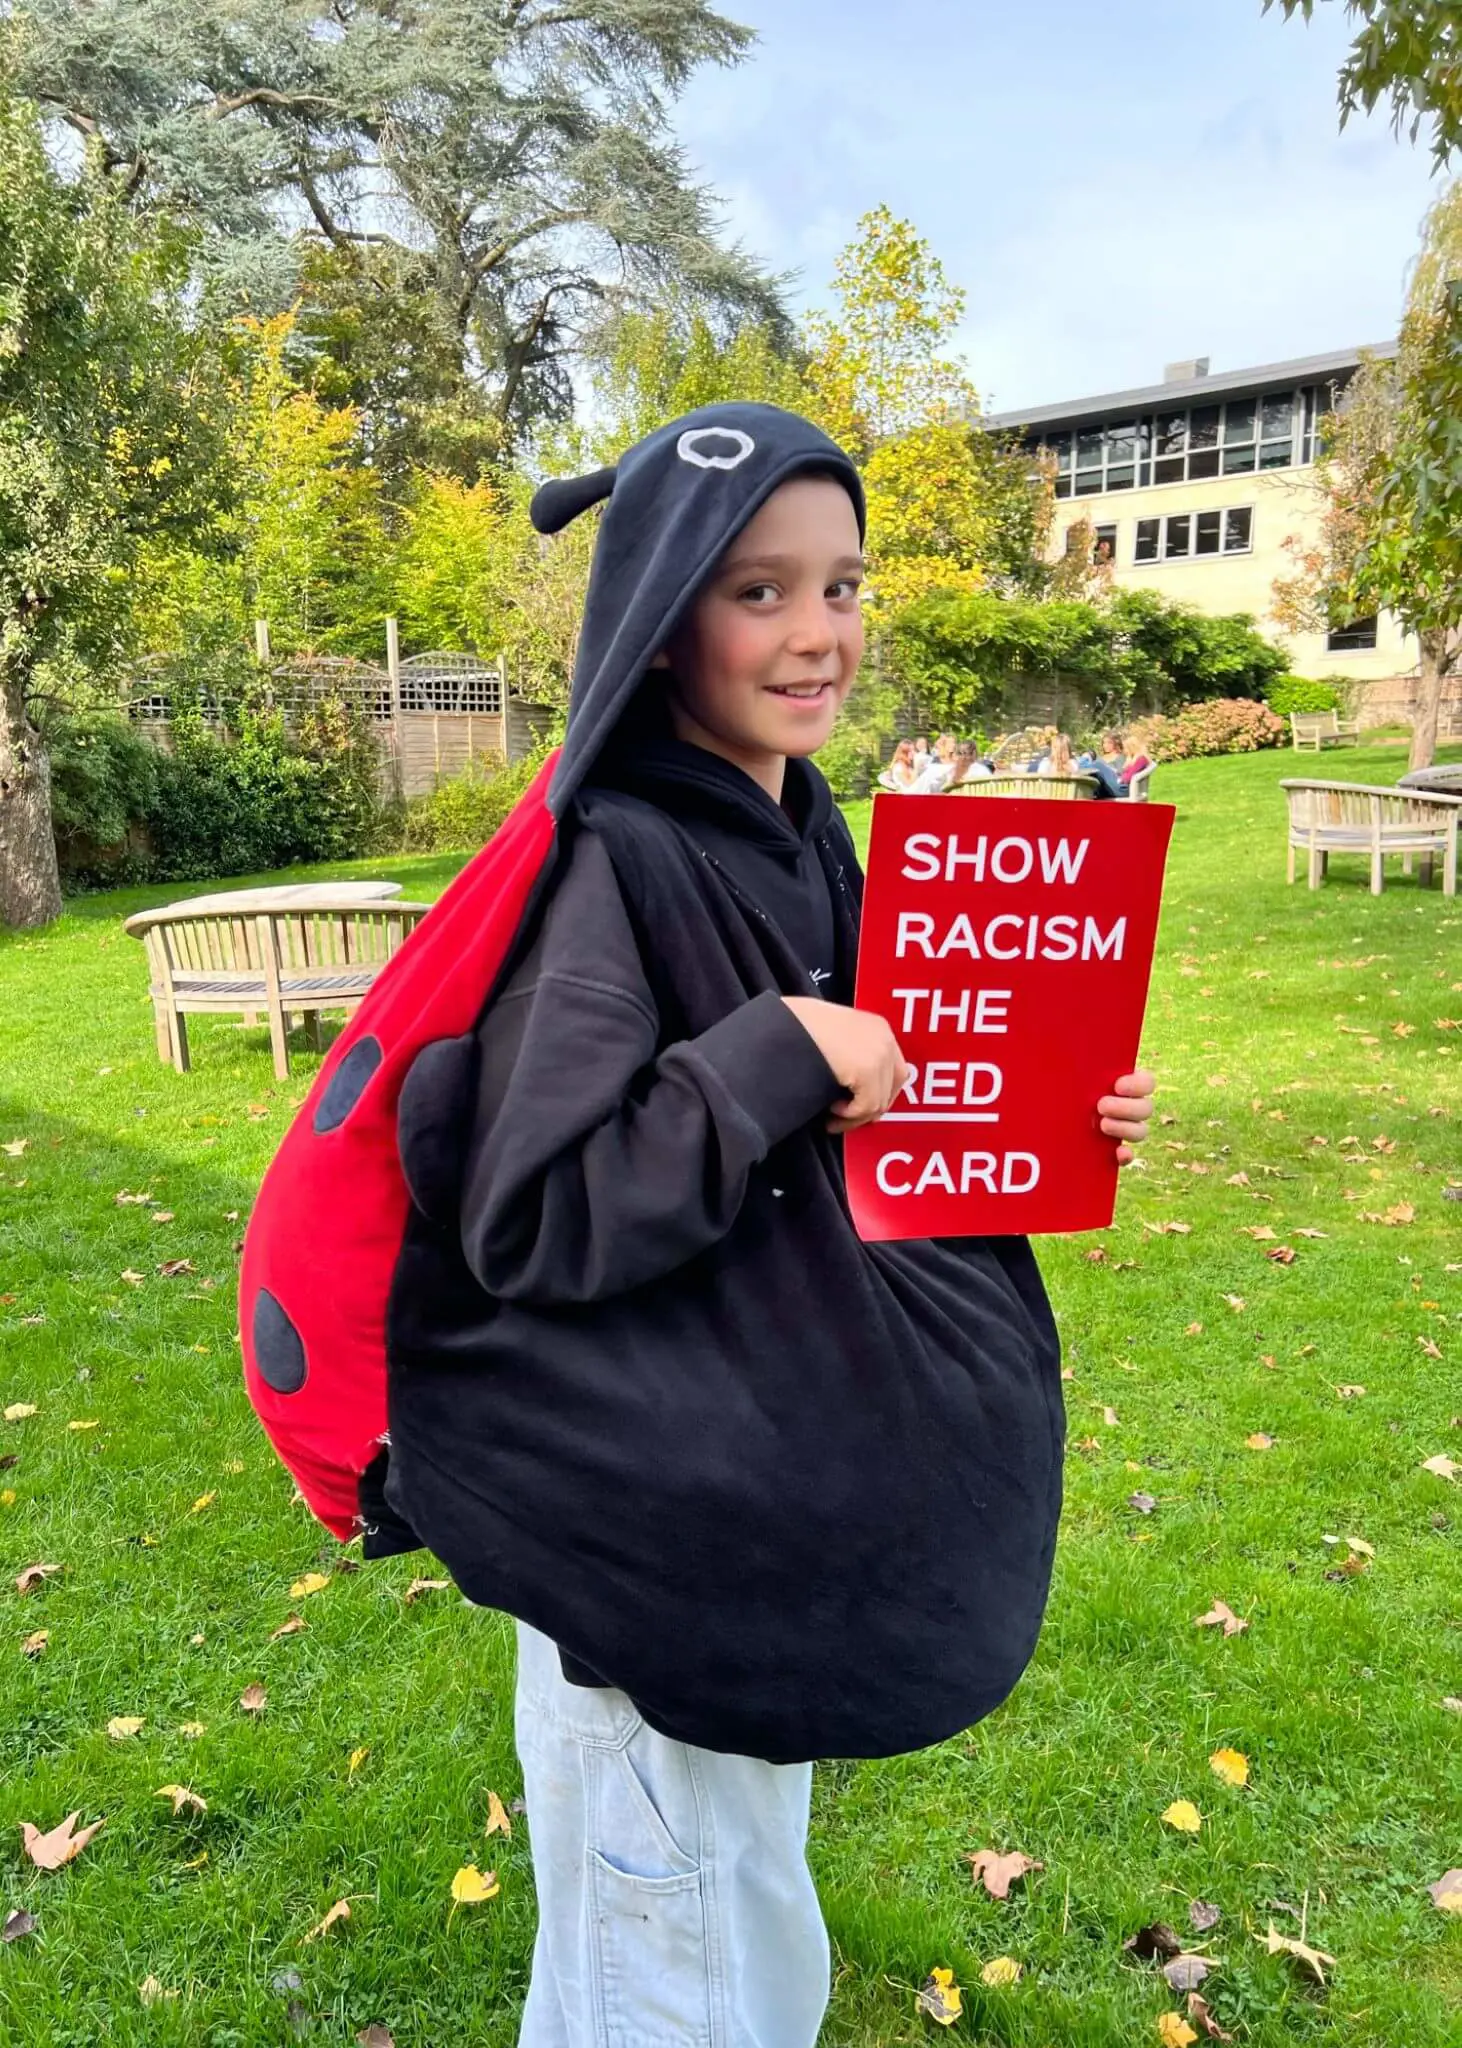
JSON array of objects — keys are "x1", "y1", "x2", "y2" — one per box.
[
  {"x1": 1158, "y1": 2015, "x2": 1198, "y2": 2048},
  {"x1": 348, "y1": 1746, "x2": 370, "y2": 1779},
  {"x1": 183, "y1": 1851, "x2": 209, "y2": 1870},
  {"x1": 1209, "y1": 1748, "x2": 1249, "y2": 1788},
  {"x1": 304, "y1": 1898, "x2": 352, "y2": 1942},
  {"x1": 154, "y1": 1784, "x2": 207, "y2": 1816},
  {"x1": 1421, "y1": 1454, "x2": 1460, "y2": 1481},
  {"x1": 4, "y1": 1403, "x2": 37, "y2": 1422},
  {"x1": 289, "y1": 1572, "x2": 331, "y2": 1598},
  {"x1": 190, "y1": 1492, "x2": 216, "y2": 1514},
  {"x1": 107, "y1": 1715, "x2": 145, "y2": 1740},
  {"x1": 2, "y1": 1490, "x2": 17, "y2": 1506},
  {"x1": 1162, "y1": 1800, "x2": 1202, "y2": 1834},
  {"x1": 1254, "y1": 1923, "x2": 1336, "y2": 1982},
  {"x1": 980, "y1": 1955, "x2": 1022, "y2": 1986},
  {"x1": 67, "y1": 1420, "x2": 100, "y2": 1432},
  {"x1": 21, "y1": 1629, "x2": 48, "y2": 1657},
  {"x1": 1244, "y1": 1433, "x2": 1274, "y2": 1451},
  {"x1": 914, "y1": 1965, "x2": 963, "y2": 2025},
  {"x1": 179, "y1": 1722, "x2": 207, "y2": 1739},
  {"x1": 448, "y1": 1864, "x2": 500, "y2": 1922},
  {"x1": 138, "y1": 1975, "x2": 177, "y2": 2007},
  {"x1": 485, "y1": 1790, "x2": 513, "y2": 1839},
  {"x1": 404, "y1": 1576, "x2": 452, "y2": 1604}
]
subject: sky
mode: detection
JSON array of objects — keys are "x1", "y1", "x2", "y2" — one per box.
[{"x1": 672, "y1": 0, "x2": 1443, "y2": 415}]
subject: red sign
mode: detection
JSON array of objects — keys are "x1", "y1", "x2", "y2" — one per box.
[{"x1": 846, "y1": 796, "x2": 1174, "y2": 1241}]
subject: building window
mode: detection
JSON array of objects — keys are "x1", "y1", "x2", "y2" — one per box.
[
  {"x1": 1066, "y1": 522, "x2": 1118, "y2": 563},
  {"x1": 1327, "y1": 614, "x2": 1378, "y2": 652},
  {"x1": 1133, "y1": 507, "x2": 1252, "y2": 563},
  {"x1": 1040, "y1": 385, "x2": 1333, "y2": 497}
]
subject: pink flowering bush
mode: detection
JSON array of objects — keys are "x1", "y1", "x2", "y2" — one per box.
[{"x1": 1129, "y1": 697, "x2": 1286, "y2": 762}]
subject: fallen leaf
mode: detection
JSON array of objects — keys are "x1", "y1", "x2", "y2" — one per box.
[
  {"x1": 1254, "y1": 1923, "x2": 1336, "y2": 1983},
  {"x1": 1184, "y1": 1322, "x2": 1204, "y2": 1336},
  {"x1": 304, "y1": 1899, "x2": 351, "y2": 1942},
  {"x1": 915, "y1": 1966, "x2": 963, "y2": 2025},
  {"x1": 4, "y1": 1403, "x2": 37, "y2": 1423},
  {"x1": 485, "y1": 1790, "x2": 513, "y2": 1840},
  {"x1": 67, "y1": 1420, "x2": 99, "y2": 1433},
  {"x1": 1323, "y1": 1532, "x2": 1375, "y2": 1557},
  {"x1": 179, "y1": 1721, "x2": 207, "y2": 1739},
  {"x1": 1194, "y1": 1601, "x2": 1248, "y2": 1638},
  {"x1": 357, "y1": 2030, "x2": 396, "y2": 2048},
  {"x1": 1157, "y1": 2015, "x2": 1198, "y2": 2048},
  {"x1": 1162, "y1": 1800, "x2": 1202, "y2": 1834},
  {"x1": 348, "y1": 1746, "x2": 370, "y2": 1778},
  {"x1": 20, "y1": 1627, "x2": 48, "y2": 1657},
  {"x1": 448, "y1": 1865, "x2": 500, "y2": 1924},
  {"x1": 270, "y1": 1614, "x2": 308, "y2": 1640},
  {"x1": 154, "y1": 1785, "x2": 207, "y2": 1816},
  {"x1": 1418, "y1": 1336, "x2": 1443, "y2": 1360},
  {"x1": 189, "y1": 1631, "x2": 204, "y2": 1646},
  {"x1": 404, "y1": 1577, "x2": 451, "y2": 1604},
  {"x1": 1164, "y1": 1953, "x2": 1217, "y2": 1993},
  {"x1": 114, "y1": 1190, "x2": 153, "y2": 1205},
  {"x1": 138, "y1": 1975, "x2": 177, "y2": 2006},
  {"x1": 1124, "y1": 1922, "x2": 1182, "y2": 1959},
  {"x1": 288, "y1": 1572, "x2": 330, "y2": 1598},
  {"x1": 1244, "y1": 1433, "x2": 1274, "y2": 1451},
  {"x1": 966, "y1": 1848, "x2": 1042, "y2": 1900},
  {"x1": 1129, "y1": 1491, "x2": 1158, "y2": 1514},
  {"x1": 2, "y1": 1909, "x2": 37, "y2": 1942},
  {"x1": 238, "y1": 1683, "x2": 267, "y2": 1714},
  {"x1": 1264, "y1": 1246, "x2": 1297, "y2": 1265},
  {"x1": 1189, "y1": 1901, "x2": 1222, "y2": 1933},
  {"x1": 1335, "y1": 1384, "x2": 1366, "y2": 1399},
  {"x1": 1441, "y1": 1696, "x2": 1462, "y2": 1714},
  {"x1": 20, "y1": 1811, "x2": 105, "y2": 1869},
  {"x1": 119, "y1": 1270, "x2": 145, "y2": 1286},
  {"x1": 1209, "y1": 1748, "x2": 1249, "y2": 1788},
  {"x1": 15, "y1": 1562, "x2": 62, "y2": 1596},
  {"x1": 1294, "y1": 1228, "x2": 1328, "y2": 1239},
  {"x1": 1428, "y1": 1869, "x2": 1462, "y2": 1914},
  {"x1": 1224, "y1": 1172, "x2": 1250, "y2": 1187},
  {"x1": 1420, "y1": 1454, "x2": 1460, "y2": 1480},
  {"x1": 1359, "y1": 1203, "x2": 1415, "y2": 1226},
  {"x1": 189, "y1": 1492, "x2": 216, "y2": 1514},
  {"x1": 1222, "y1": 1294, "x2": 1246, "y2": 1312},
  {"x1": 2, "y1": 1138, "x2": 29, "y2": 1157},
  {"x1": 1101, "y1": 1406, "x2": 1121, "y2": 1427},
  {"x1": 1186, "y1": 1993, "x2": 1234, "y2": 2041},
  {"x1": 980, "y1": 1955, "x2": 1022, "y2": 1987},
  {"x1": 157, "y1": 1259, "x2": 195, "y2": 1278},
  {"x1": 107, "y1": 1715, "x2": 145, "y2": 1740},
  {"x1": 1240, "y1": 1223, "x2": 1277, "y2": 1242},
  {"x1": 150, "y1": 1210, "x2": 175, "y2": 1224}
]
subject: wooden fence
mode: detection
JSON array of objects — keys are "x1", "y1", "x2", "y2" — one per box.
[{"x1": 127, "y1": 621, "x2": 554, "y2": 799}]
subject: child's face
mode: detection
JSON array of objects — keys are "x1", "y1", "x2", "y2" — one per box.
[{"x1": 657, "y1": 476, "x2": 864, "y2": 773}]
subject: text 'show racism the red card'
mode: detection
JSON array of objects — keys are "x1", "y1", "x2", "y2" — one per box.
[{"x1": 846, "y1": 796, "x2": 1174, "y2": 1242}]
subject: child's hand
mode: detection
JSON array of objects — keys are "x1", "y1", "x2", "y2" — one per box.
[
  {"x1": 782, "y1": 998, "x2": 911, "y2": 1132},
  {"x1": 1099, "y1": 1070, "x2": 1155, "y2": 1166}
]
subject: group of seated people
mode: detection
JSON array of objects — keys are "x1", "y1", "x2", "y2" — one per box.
[{"x1": 879, "y1": 729, "x2": 1151, "y2": 800}]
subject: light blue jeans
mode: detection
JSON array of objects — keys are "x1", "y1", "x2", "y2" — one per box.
[{"x1": 514, "y1": 1621, "x2": 830, "y2": 2047}]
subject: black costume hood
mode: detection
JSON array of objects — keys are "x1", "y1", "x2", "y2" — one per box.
[{"x1": 534, "y1": 402, "x2": 864, "y2": 812}]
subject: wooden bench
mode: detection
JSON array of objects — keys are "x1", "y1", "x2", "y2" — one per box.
[
  {"x1": 126, "y1": 895, "x2": 431, "y2": 1077},
  {"x1": 1280, "y1": 779, "x2": 1462, "y2": 895},
  {"x1": 1290, "y1": 708, "x2": 1360, "y2": 751},
  {"x1": 949, "y1": 772, "x2": 1099, "y2": 800}
]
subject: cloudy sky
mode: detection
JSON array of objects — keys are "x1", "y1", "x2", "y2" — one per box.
[{"x1": 673, "y1": 0, "x2": 1442, "y2": 414}]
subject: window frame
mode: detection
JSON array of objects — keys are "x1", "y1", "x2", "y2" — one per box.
[
  {"x1": 1040, "y1": 384, "x2": 1322, "y2": 498},
  {"x1": 1132, "y1": 506, "x2": 1255, "y2": 564},
  {"x1": 1326, "y1": 614, "x2": 1379, "y2": 653}
]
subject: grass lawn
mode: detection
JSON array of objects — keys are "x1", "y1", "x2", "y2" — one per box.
[{"x1": 2, "y1": 741, "x2": 1460, "y2": 2045}]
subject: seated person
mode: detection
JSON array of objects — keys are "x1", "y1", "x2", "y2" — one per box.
[
  {"x1": 946, "y1": 742, "x2": 991, "y2": 789},
  {"x1": 878, "y1": 738, "x2": 919, "y2": 791},
  {"x1": 911, "y1": 734, "x2": 932, "y2": 775},
  {"x1": 1076, "y1": 730, "x2": 1133, "y2": 800},
  {"x1": 913, "y1": 733, "x2": 959, "y2": 792}
]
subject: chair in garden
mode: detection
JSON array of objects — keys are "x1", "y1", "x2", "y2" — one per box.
[
  {"x1": 1280, "y1": 779, "x2": 1462, "y2": 895},
  {"x1": 126, "y1": 896, "x2": 431, "y2": 1078},
  {"x1": 1289, "y1": 709, "x2": 1360, "y2": 751},
  {"x1": 949, "y1": 773, "x2": 1099, "y2": 800}
]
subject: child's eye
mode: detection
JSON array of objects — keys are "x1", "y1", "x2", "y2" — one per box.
[
  {"x1": 828, "y1": 578, "x2": 862, "y2": 601},
  {"x1": 739, "y1": 583, "x2": 780, "y2": 604}
]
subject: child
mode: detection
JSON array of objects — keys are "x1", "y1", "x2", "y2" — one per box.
[{"x1": 383, "y1": 406, "x2": 1154, "y2": 2045}]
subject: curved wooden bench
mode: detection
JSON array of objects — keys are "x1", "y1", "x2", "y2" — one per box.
[
  {"x1": 948, "y1": 772, "x2": 1099, "y2": 800},
  {"x1": 125, "y1": 895, "x2": 432, "y2": 1077},
  {"x1": 1280, "y1": 779, "x2": 1462, "y2": 896}
]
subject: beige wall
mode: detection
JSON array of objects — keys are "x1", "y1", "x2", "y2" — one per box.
[{"x1": 1056, "y1": 464, "x2": 1415, "y2": 686}]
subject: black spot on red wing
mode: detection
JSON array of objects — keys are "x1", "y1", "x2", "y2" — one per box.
[
  {"x1": 313, "y1": 1035, "x2": 383, "y2": 1133},
  {"x1": 253, "y1": 1288, "x2": 307, "y2": 1394}
]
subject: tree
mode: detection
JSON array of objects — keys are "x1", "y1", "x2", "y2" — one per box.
[
  {"x1": 586, "y1": 302, "x2": 814, "y2": 458},
  {"x1": 0, "y1": 91, "x2": 229, "y2": 928},
  {"x1": 1265, "y1": 0, "x2": 1462, "y2": 163},
  {"x1": 1271, "y1": 180, "x2": 1462, "y2": 769},
  {"x1": 7, "y1": 0, "x2": 785, "y2": 443}
]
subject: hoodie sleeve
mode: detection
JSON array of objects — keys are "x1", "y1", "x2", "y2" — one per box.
[{"x1": 458, "y1": 825, "x2": 840, "y2": 1306}]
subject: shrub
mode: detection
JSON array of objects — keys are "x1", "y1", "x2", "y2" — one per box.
[
  {"x1": 47, "y1": 719, "x2": 160, "y2": 877},
  {"x1": 1264, "y1": 674, "x2": 1341, "y2": 716},
  {"x1": 1129, "y1": 698, "x2": 1287, "y2": 761},
  {"x1": 817, "y1": 676, "x2": 906, "y2": 800},
  {"x1": 145, "y1": 705, "x2": 385, "y2": 881},
  {"x1": 400, "y1": 748, "x2": 549, "y2": 852},
  {"x1": 1106, "y1": 589, "x2": 1289, "y2": 704}
]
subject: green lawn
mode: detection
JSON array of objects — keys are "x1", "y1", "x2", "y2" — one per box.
[{"x1": 2, "y1": 743, "x2": 1459, "y2": 2046}]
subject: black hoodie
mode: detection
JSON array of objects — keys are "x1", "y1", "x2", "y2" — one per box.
[{"x1": 385, "y1": 404, "x2": 1064, "y2": 1763}]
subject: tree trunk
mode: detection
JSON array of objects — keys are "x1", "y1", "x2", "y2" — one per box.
[{"x1": 0, "y1": 667, "x2": 64, "y2": 929}]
